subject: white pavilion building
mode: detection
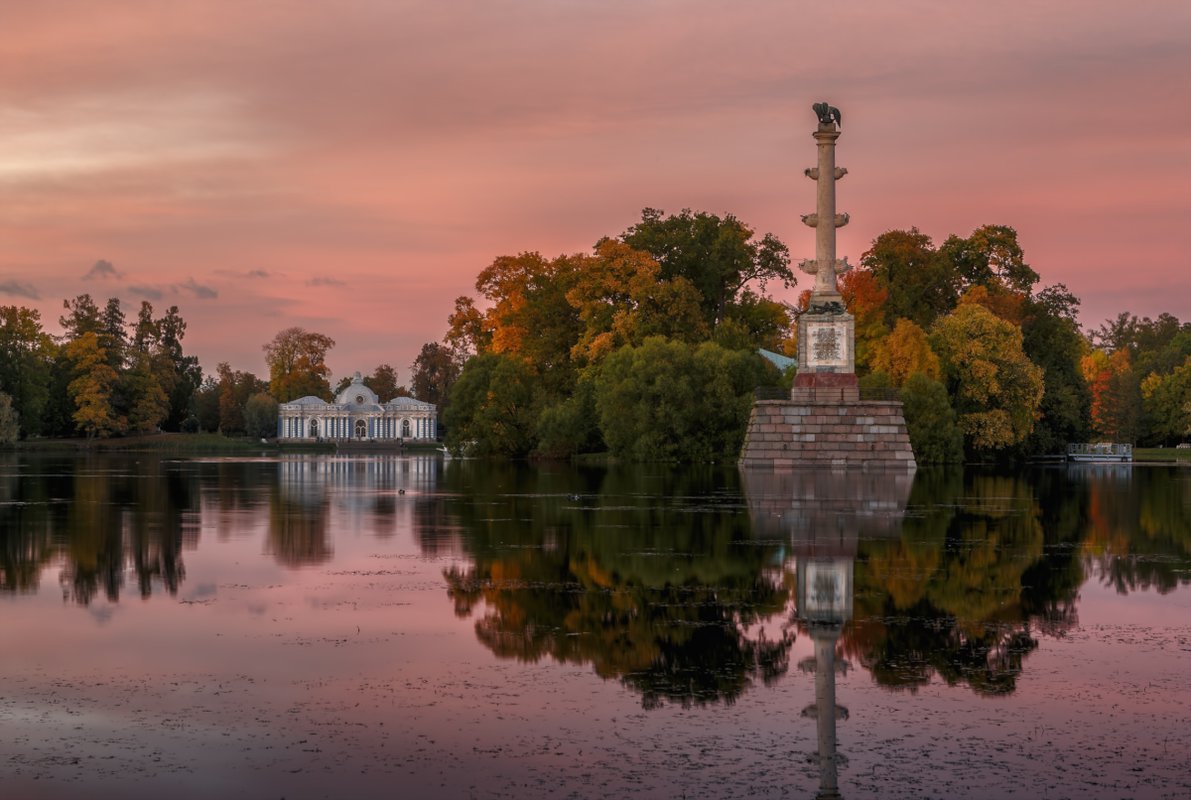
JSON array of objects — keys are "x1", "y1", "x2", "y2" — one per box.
[{"x1": 277, "y1": 372, "x2": 438, "y2": 441}]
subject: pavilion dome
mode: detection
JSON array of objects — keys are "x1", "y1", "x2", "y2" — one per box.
[{"x1": 335, "y1": 372, "x2": 381, "y2": 408}]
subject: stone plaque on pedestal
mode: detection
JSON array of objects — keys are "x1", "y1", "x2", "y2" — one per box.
[{"x1": 799, "y1": 313, "x2": 854, "y2": 373}]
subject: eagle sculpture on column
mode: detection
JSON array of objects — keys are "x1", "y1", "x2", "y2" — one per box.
[{"x1": 812, "y1": 102, "x2": 841, "y2": 128}]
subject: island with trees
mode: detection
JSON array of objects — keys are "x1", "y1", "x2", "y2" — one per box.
[{"x1": 1, "y1": 209, "x2": 1188, "y2": 462}]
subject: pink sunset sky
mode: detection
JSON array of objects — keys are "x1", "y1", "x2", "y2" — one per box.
[{"x1": 2, "y1": 1, "x2": 1189, "y2": 383}]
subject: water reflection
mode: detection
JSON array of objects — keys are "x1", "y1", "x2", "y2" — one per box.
[
  {"x1": 435, "y1": 463, "x2": 796, "y2": 708},
  {"x1": 742, "y1": 466, "x2": 912, "y2": 800}
]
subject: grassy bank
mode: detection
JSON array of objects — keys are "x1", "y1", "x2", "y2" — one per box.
[
  {"x1": 1134, "y1": 447, "x2": 1191, "y2": 463},
  {"x1": 11, "y1": 433, "x2": 456, "y2": 456},
  {"x1": 15, "y1": 433, "x2": 331, "y2": 455}
]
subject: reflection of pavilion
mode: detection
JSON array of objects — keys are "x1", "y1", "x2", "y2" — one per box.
[
  {"x1": 278, "y1": 455, "x2": 440, "y2": 501},
  {"x1": 271, "y1": 456, "x2": 441, "y2": 562},
  {"x1": 742, "y1": 467, "x2": 912, "y2": 800}
]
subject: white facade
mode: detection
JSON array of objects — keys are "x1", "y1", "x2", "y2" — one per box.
[{"x1": 277, "y1": 372, "x2": 438, "y2": 441}]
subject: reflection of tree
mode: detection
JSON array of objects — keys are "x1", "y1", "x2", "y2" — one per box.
[
  {"x1": 0, "y1": 455, "x2": 56, "y2": 592},
  {"x1": 1, "y1": 454, "x2": 198, "y2": 604},
  {"x1": 267, "y1": 491, "x2": 332, "y2": 568},
  {"x1": 846, "y1": 471, "x2": 1070, "y2": 697},
  {"x1": 436, "y1": 461, "x2": 794, "y2": 708},
  {"x1": 1081, "y1": 467, "x2": 1191, "y2": 594}
]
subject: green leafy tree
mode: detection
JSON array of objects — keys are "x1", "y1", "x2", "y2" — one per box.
[
  {"x1": 194, "y1": 376, "x2": 221, "y2": 433},
  {"x1": 931, "y1": 303, "x2": 1045, "y2": 452},
  {"x1": 98, "y1": 297, "x2": 128, "y2": 372},
  {"x1": 263, "y1": 327, "x2": 335, "y2": 402},
  {"x1": 619, "y1": 208, "x2": 792, "y2": 330},
  {"x1": 937, "y1": 224, "x2": 1039, "y2": 294},
  {"x1": 595, "y1": 337, "x2": 771, "y2": 462},
  {"x1": 124, "y1": 354, "x2": 169, "y2": 434},
  {"x1": 861, "y1": 228, "x2": 958, "y2": 330},
  {"x1": 444, "y1": 353, "x2": 540, "y2": 457},
  {"x1": 1141, "y1": 357, "x2": 1191, "y2": 445},
  {"x1": 59, "y1": 294, "x2": 101, "y2": 339},
  {"x1": 535, "y1": 373, "x2": 602, "y2": 458},
  {"x1": 900, "y1": 373, "x2": 964, "y2": 463},
  {"x1": 156, "y1": 305, "x2": 202, "y2": 430},
  {"x1": 1020, "y1": 285, "x2": 1091, "y2": 454},
  {"x1": 243, "y1": 392, "x2": 280, "y2": 439},
  {"x1": 0, "y1": 306, "x2": 55, "y2": 437}
]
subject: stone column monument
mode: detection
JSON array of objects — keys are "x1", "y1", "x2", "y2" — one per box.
[
  {"x1": 795, "y1": 102, "x2": 856, "y2": 401},
  {"x1": 739, "y1": 103, "x2": 915, "y2": 469}
]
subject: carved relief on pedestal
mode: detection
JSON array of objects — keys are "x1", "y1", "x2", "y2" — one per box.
[{"x1": 805, "y1": 320, "x2": 850, "y2": 369}]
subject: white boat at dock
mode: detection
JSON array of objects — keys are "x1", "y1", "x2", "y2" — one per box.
[{"x1": 1067, "y1": 442, "x2": 1133, "y2": 463}]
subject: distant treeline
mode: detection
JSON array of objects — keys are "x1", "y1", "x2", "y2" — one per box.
[{"x1": 2, "y1": 208, "x2": 1188, "y2": 460}]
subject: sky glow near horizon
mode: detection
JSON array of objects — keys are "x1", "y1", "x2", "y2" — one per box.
[{"x1": 1, "y1": 1, "x2": 1189, "y2": 382}]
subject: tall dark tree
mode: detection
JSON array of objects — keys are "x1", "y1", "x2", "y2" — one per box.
[
  {"x1": 365, "y1": 364, "x2": 405, "y2": 401},
  {"x1": 410, "y1": 343, "x2": 461, "y2": 407},
  {"x1": 1020, "y1": 285, "x2": 1092, "y2": 454},
  {"x1": 0, "y1": 306, "x2": 55, "y2": 437},
  {"x1": 59, "y1": 294, "x2": 102, "y2": 340},
  {"x1": 216, "y1": 363, "x2": 267, "y2": 435}
]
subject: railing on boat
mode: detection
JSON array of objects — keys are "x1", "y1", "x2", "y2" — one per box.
[{"x1": 1067, "y1": 442, "x2": 1133, "y2": 461}]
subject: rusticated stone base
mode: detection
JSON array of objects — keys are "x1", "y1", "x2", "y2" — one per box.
[{"x1": 739, "y1": 398, "x2": 916, "y2": 469}]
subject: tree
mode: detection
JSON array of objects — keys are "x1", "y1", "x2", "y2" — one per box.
[
  {"x1": 244, "y1": 392, "x2": 280, "y2": 439},
  {"x1": 410, "y1": 342, "x2": 461, "y2": 407},
  {"x1": 443, "y1": 353, "x2": 540, "y2": 457},
  {"x1": 619, "y1": 208, "x2": 792, "y2": 329},
  {"x1": 565, "y1": 239, "x2": 707, "y2": 363},
  {"x1": 216, "y1": 363, "x2": 267, "y2": 435},
  {"x1": 900, "y1": 374, "x2": 964, "y2": 463},
  {"x1": 98, "y1": 297, "x2": 128, "y2": 372},
  {"x1": 534, "y1": 374, "x2": 603, "y2": 458},
  {"x1": 870, "y1": 319, "x2": 941, "y2": 386},
  {"x1": 1082, "y1": 348, "x2": 1141, "y2": 443},
  {"x1": 444, "y1": 296, "x2": 490, "y2": 359},
  {"x1": 473, "y1": 252, "x2": 583, "y2": 395},
  {"x1": 930, "y1": 304, "x2": 1045, "y2": 452},
  {"x1": 0, "y1": 306, "x2": 55, "y2": 437},
  {"x1": 839, "y1": 268, "x2": 888, "y2": 371},
  {"x1": 366, "y1": 364, "x2": 404, "y2": 401},
  {"x1": 156, "y1": 305, "x2": 202, "y2": 430},
  {"x1": 194, "y1": 376, "x2": 221, "y2": 433},
  {"x1": 1140, "y1": 356, "x2": 1191, "y2": 445},
  {"x1": 861, "y1": 228, "x2": 958, "y2": 330},
  {"x1": 59, "y1": 294, "x2": 101, "y2": 340},
  {"x1": 0, "y1": 391, "x2": 18, "y2": 445},
  {"x1": 594, "y1": 337, "x2": 771, "y2": 462},
  {"x1": 123, "y1": 353, "x2": 169, "y2": 434},
  {"x1": 937, "y1": 224, "x2": 1039, "y2": 294},
  {"x1": 1020, "y1": 285, "x2": 1091, "y2": 454},
  {"x1": 64, "y1": 332, "x2": 124, "y2": 438},
  {"x1": 263, "y1": 327, "x2": 335, "y2": 402}
]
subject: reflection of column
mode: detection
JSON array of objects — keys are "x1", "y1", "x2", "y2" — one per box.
[
  {"x1": 811, "y1": 628, "x2": 842, "y2": 800},
  {"x1": 798, "y1": 558, "x2": 850, "y2": 800},
  {"x1": 743, "y1": 467, "x2": 914, "y2": 800}
]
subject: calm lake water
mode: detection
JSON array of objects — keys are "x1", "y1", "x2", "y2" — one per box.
[{"x1": 1, "y1": 453, "x2": 1188, "y2": 799}]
